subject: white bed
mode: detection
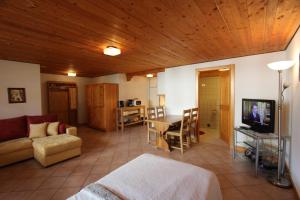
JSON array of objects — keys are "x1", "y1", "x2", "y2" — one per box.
[{"x1": 69, "y1": 154, "x2": 222, "y2": 200}]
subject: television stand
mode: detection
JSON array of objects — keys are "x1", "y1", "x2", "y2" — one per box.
[
  {"x1": 239, "y1": 125, "x2": 250, "y2": 130},
  {"x1": 233, "y1": 127, "x2": 278, "y2": 176}
]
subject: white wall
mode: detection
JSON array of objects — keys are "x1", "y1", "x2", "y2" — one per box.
[
  {"x1": 0, "y1": 60, "x2": 42, "y2": 119},
  {"x1": 285, "y1": 28, "x2": 300, "y2": 196},
  {"x1": 159, "y1": 51, "x2": 286, "y2": 128},
  {"x1": 157, "y1": 72, "x2": 166, "y2": 95},
  {"x1": 40, "y1": 73, "x2": 92, "y2": 124},
  {"x1": 92, "y1": 74, "x2": 158, "y2": 108}
]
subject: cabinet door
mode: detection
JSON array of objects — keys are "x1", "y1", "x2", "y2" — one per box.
[
  {"x1": 86, "y1": 85, "x2": 92, "y2": 107},
  {"x1": 93, "y1": 85, "x2": 104, "y2": 107},
  {"x1": 95, "y1": 107, "x2": 105, "y2": 130}
]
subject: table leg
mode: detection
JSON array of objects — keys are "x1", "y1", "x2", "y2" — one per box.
[
  {"x1": 154, "y1": 122, "x2": 170, "y2": 152},
  {"x1": 255, "y1": 139, "x2": 259, "y2": 176},
  {"x1": 233, "y1": 129, "x2": 236, "y2": 159}
]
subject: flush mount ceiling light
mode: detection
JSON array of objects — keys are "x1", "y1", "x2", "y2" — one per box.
[
  {"x1": 219, "y1": 68, "x2": 230, "y2": 71},
  {"x1": 103, "y1": 46, "x2": 121, "y2": 56},
  {"x1": 267, "y1": 60, "x2": 294, "y2": 71},
  {"x1": 68, "y1": 72, "x2": 76, "y2": 77},
  {"x1": 146, "y1": 74, "x2": 154, "y2": 78}
]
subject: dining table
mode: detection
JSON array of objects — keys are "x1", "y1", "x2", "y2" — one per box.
[{"x1": 146, "y1": 115, "x2": 182, "y2": 152}]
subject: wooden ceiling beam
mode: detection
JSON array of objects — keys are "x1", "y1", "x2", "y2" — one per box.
[{"x1": 126, "y1": 68, "x2": 165, "y2": 81}]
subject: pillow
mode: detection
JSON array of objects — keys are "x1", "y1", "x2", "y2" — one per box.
[
  {"x1": 47, "y1": 122, "x2": 59, "y2": 136},
  {"x1": 0, "y1": 116, "x2": 27, "y2": 142},
  {"x1": 58, "y1": 123, "x2": 66, "y2": 134},
  {"x1": 29, "y1": 123, "x2": 47, "y2": 139},
  {"x1": 26, "y1": 115, "x2": 58, "y2": 136}
]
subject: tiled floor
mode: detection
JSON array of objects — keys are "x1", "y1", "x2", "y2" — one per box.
[{"x1": 0, "y1": 126, "x2": 298, "y2": 200}]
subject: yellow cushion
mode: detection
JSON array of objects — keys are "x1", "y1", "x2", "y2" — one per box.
[
  {"x1": 47, "y1": 122, "x2": 59, "y2": 136},
  {"x1": 32, "y1": 134, "x2": 81, "y2": 156},
  {"x1": 0, "y1": 138, "x2": 32, "y2": 155},
  {"x1": 29, "y1": 122, "x2": 47, "y2": 139}
]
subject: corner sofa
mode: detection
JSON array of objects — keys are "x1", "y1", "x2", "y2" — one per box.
[{"x1": 0, "y1": 115, "x2": 81, "y2": 167}]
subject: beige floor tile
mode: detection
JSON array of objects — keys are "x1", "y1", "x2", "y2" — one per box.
[
  {"x1": 62, "y1": 175, "x2": 87, "y2": 188},
  {"x1": 27, "y1": 189, "x2": 56, "y2": 200},
  {"x1": 224, "y1": 172, "x2": 267, "y2": 186},
  {"x1": 51, "y1": 167, "x2": 74, "y2": 177},
  {"x1": 14, "y1": 177, "x2": 46, "y2": 191},
  {"x1": 83, "y1": 174, "x2": 105, "y2": 187},
  {"x1": 71, "y1": 165, "x2": 92, "y2": 176},
  {"x1": 222, "y1": 188, "x2": 245, "y2": 200},
  {"x1": 51, "y1": 187, "x2": 80, "y2": 200},
  {"x1": 39, "y1": 177, "x2": 66, "y2": 189},
  {"x1": 260, "y1": 183, "x2": 299, "y2": 200},
  {"x1": 0, "y1": 191, "x2": 32, "y2": 200},
  {"x1": 237, "y1": 185, "x2": 273, "y2": 199},
  {"x1": 216, "y1": 175, "x2": 235, "y2": 189}
]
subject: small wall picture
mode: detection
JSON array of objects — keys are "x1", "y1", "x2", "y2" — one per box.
[{"x1": 7, "y1": 88, "x2": 26, "y2": 103}]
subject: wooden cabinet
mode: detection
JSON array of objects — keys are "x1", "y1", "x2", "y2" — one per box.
[
  {"x1": 47, "y1": 82, "x2": 78, "y2": 126},
  {"x1": 86, "y1": 83, "x2": 118, "y2": 132}
]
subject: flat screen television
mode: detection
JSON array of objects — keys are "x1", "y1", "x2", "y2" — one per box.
[{"x1": 242, "y1": 98, "x2": 275, "y2": 133}]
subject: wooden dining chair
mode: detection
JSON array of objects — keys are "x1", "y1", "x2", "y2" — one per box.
[
  {"x1": 166, "y1": 109, "x2": 191, "y2": 154},
  {"x1": 190, "y1": 108, "x2": 199, "y2": 143},
  {"x1": 156, "y1": 106, "x2": 165, "y2": 118},
  {"x1": 147, "y1": 107, "x2": 158, "y2": 144}
]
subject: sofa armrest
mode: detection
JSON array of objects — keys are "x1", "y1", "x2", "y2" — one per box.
[{"x1": 66, "y1": 127, "x2": 77, "y2": 136}]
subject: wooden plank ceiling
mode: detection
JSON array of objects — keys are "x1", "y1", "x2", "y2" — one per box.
[{"x1": 0, "y1": 0, "x2": 299, "y2": 77}]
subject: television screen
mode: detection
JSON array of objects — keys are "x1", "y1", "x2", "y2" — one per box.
[{"x1": 242, "y1": 99, "x2": 275, "y2": 133}]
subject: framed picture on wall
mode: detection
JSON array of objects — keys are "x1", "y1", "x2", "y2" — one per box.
[{"x1": 7, "y1": 88, "x2": 26, "y2": 103}]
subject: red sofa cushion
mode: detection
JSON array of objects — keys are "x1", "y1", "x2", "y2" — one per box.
[
  {"x1": 0, "y1": 116, "x2": 28, "y2": 142},
  {"x1": 58, "y1": 123, "x2": 66, "y2": 134}
]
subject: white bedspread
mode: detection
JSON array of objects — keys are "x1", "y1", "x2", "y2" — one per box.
[{"x1": 69, "y1": 153, "x2": 222, "y2": 200}]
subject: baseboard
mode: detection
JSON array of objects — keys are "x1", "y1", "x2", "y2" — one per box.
[{"x1": 285, "y1": 163, "x2": 300, "y2": 198}]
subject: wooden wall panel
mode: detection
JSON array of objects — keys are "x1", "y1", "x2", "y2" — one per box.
[{"x1": 0, "y1": 0, "x2": 299, "y2": 76}]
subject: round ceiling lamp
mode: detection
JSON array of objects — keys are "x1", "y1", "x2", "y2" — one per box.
[
  {"x1": 67, "y1": 72, "x2": 76, "y2": 77},
  {"x1": 103, "y1": 46, "x2": 121, "y2": 56}
]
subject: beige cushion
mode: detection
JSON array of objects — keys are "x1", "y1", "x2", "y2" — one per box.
[
  {"x1": 29, "y1": 122, "x2": 47, "y2": 139},
  {"x1": 47, "y1": 122, "x2": 59, "y2": 136},
  {"x1": 0, "y1": 138, "x2": 32, "y2": 155},
  {"x1": 32, "y1": 134, "x2": 81, "y2": 156}
]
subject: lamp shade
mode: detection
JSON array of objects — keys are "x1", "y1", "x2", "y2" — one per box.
[
  {"x1": 103, "y1": 46, "x2": 121, "y2": 56},
  {"x1": 68, "y1": 72, "x2": 76, "y2": 77},
  {"x1": 146, "y1": 74, "x2": 154, "y2": 78},
  {"x1": 267, "y1": 61, "x2": 294, "y2": 71}
]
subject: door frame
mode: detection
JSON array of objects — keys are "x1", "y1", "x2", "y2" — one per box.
[{"x1": 195, "y1": 64, "x2": 235, "y2": 146}]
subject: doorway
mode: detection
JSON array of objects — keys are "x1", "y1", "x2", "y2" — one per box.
[{"x1": 196, "y1": 65, "x2": 234, "y2": 145}]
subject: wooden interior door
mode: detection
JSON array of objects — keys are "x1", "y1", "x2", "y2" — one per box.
[
  {"x1": 48, "y1": 90, "x2": 69, "y2": 123},
  {"x1": 86, "y1": 85, "x2": 93, "y2": 126},
  {"x1": 68, "y1": 87, "x2": 77, "y2": 125},
  {"x1": 219, "y1": 70, "x2": 231, "y2": 144}
]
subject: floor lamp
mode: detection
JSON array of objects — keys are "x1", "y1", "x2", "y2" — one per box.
[
  {"x1": 267, "y1": 60, "x2": 294, "y2": 188},
  {"x1": 147, "y1": 73, "x2": 154, "y2": 107}
]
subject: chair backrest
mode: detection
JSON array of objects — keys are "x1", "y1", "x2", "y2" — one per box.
[
  {"x1": 180, "y1": 109, "x2": 191, "y2": 133},
  {"x1": 147, "y1": 107, "x2": 156, "y2": 128},
  {"x1": 190, "y1": 108, "x2": 199, "y2": 127},
  {"x1": 147, "y1": 107, "x2": 156, "y2": 118},
  {"x1": 156, "y1": 106, "x2": 165, "y2": 118}
]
